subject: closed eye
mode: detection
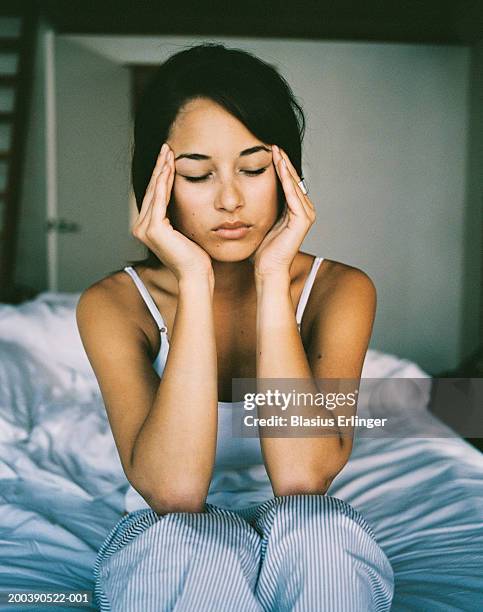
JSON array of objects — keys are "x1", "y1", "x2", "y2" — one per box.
[{"x1": 181, "y1": 167, "x2": 268, "y2": 183}]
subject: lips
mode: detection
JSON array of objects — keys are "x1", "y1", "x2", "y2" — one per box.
[
  {"x1": 212, "y1": 222, "x2": 252, "y2": 240},
  {"x1": 213, "y1": 221, "x2": 251, "y2": 230}
]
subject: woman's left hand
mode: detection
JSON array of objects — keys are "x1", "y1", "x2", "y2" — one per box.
[{"x1": 252, "y1": 145, "x2": 316, "y2": 280}]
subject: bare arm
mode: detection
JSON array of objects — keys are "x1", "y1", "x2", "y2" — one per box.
[
  {"x1": 130, "y1": 273, "x2": 217, "y2": 513},
  {"x1": 76, "y1": 272, "x2": 217, "y2": 516},
  {"x1": 255, "y1": 268, "x2": 377, "y2": 496}
]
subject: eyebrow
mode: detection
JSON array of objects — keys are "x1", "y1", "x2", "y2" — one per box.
[{"x1": 175, "y1": 145, "x2": 271, "y2": 161}]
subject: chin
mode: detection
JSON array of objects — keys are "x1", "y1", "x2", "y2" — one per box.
[{"x1": 206, "y1": 243, "x2": 256, "y2": 263}]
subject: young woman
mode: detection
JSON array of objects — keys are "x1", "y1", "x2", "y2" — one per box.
[{"x1": 77, "y1": 43, "x2": 394, "y2": 611}]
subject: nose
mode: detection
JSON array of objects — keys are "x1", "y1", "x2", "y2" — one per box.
[{"x1": 214, "y1": 178, "x2": 243, "y2": 212}]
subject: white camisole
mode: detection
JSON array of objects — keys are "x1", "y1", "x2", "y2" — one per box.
[{"x1": 123, "y1": 255, "x2": 324, "y2": 512}]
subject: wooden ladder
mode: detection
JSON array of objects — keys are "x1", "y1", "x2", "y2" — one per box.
[{"x1": 0, "y1": 3, "x2": 38, "y2": 303}]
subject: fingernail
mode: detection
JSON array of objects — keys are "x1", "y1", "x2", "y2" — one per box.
[
  {"x1": 282, "y1": 158, "x2": 287, "y2": 168},
  {"x1": 272, "y1": 144, "x2": 279, "y2": 153},
  {"x1": 161, "y1": 143, "x2": 167, "y2": 154}
]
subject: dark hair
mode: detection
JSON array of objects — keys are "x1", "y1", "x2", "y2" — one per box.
[{"x1": 127, "y1": 42, "x2": 306, "y2": 268}]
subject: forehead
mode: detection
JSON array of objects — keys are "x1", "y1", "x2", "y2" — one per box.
[{"x1": 168, "y1": 98, "x2": 261, "y2": 152}]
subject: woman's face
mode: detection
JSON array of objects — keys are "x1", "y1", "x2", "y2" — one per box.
[{"x1": 167, "y1": 97, "x2": 280, "y2": 262}]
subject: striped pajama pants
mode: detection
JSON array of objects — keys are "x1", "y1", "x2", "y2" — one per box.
[{"x1": 93, "y1": 494, "x2": 394, "y2": 611}]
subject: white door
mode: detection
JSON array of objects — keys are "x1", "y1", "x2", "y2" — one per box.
[{"x1": 52, "y1": 36, "x2": 142, "y2": 292}]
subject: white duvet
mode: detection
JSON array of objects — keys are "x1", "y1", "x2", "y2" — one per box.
[{"x1": 0, "y1": 292, "x2": 482, "y2": 611}]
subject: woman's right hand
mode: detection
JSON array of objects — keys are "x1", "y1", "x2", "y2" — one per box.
[{"x1": 132, "y1": 143, "x2": 213, "y2": 281}]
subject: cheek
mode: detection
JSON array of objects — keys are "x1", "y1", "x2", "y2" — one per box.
[
  {"x1": 248, "y1": 172, "x2": 279, "y2": 219},
  {"x1": 173, "y1": 177, "x2": 213, "y2": 207},
  {"x1": 172, "y1": 178, "x2": 198, "y2": 208},
  {"x1": 170, "y1": 183, "x2": 208, "y2": 234},
  {"x1": 254, "y1": 169, "x2": 277, "y2": 196}
]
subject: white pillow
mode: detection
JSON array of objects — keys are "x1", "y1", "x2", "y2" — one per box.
[
  {"x1": 0, "y1": 292, "x2": 100, "y2": 400},
  {"x1": 360, "y1": 348, "x2": 432, "y2": 415}
]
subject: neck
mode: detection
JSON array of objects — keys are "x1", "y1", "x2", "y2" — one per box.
[{"x1": 211, "y1": 258, "x2": 256, "y2": 300}]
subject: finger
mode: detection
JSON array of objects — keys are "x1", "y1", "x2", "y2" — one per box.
[
  {"x1": 277, "y1": 147, "x2": 316, "y2": 216},
  {"x1": 275, "y1": 152, "x2": 307, "y2": 218},
  {"x1": 273, "y1": 146, "x2": 307, "y2": 213},
  {"x1": 166, "y1": 150, "x2": 175, "y2": 208},
  {"x1": 276, "y1": 146, "x2": 300, "y2": 184},
  {"x1": 135, "y1": 162, "x2": 167, "y2": 231},
  {"x1": 146, "y1": 143, "x2": 169, "y2": 197},
  {"x1": 137, "y1": 144, "x2": 170, "y2": 224},
  {"x1": 150, "y1": 156, "x2": 173, "y2": 225},
  {"x1": 274, "y1": 146, "x2": 315, "y2": 220},
  {"x1": 138, "y1": 156, "x2": 172, "y2": 234}
]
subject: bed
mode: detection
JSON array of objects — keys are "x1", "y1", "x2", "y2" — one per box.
[{"x1": 0, "y1": 291, "x2": 482, "y2": 611}]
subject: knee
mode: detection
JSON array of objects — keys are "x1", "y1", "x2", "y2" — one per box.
[
  {"x1": 255, "y1": 495, "x2": 395, "y2": 611},
  {"x1": 255, "y1": 494, "x2": 377, "y2": 543}
]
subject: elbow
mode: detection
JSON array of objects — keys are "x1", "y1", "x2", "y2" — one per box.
[
  {"x1": 150, "y1": 498, "x2": 207, "y2": 515},
  {"x1": 146, "y1": 488, "x2": 208, "y2": 515},
  {"x1": 273, "y1": 474, "x2": 335, "y2": 497},
  {"x1": 272, "y1": 458, "x2": 349, "y2": 497},
  {"x1": 128, "y1": 462, "x2": 208, "y2": 515}
]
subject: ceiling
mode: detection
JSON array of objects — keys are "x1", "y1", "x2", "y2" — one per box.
[{"x1": 8, "y1": 0, "x2": 483, "y2": 45}]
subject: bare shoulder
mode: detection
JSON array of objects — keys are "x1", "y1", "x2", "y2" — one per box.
[
  {"x1": 304, "y1": 259, "x2": 377, "y2": 381},
  {"x1": 314, "y1": 258, "x2": 375, "y2": 304},
  {"x1": 77, "y1": 272, "x2": 127, "y2": 324},
  {"x1": 76, "y1": 270, "x2": 153, "y2": 355},
  {"x1": 304, "y1": 258, "x2": 376, "y2": 334}
]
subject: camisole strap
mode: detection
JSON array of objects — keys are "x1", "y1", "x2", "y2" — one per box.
[
  {"x1": 123, "y1": 266, "x2": 167, "y2": 333},
  {"x1": 295, "y1": 256, "x2": 324, "y2": 327}
]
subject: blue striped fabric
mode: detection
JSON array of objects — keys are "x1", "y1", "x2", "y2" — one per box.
[{"x1": 93, "y1": 494, "x2": 394, "y2": 611}]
